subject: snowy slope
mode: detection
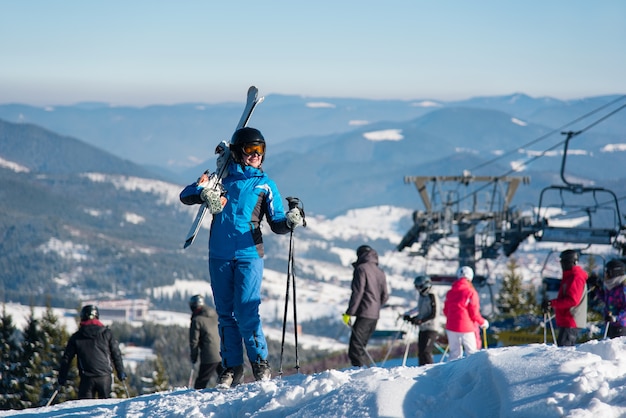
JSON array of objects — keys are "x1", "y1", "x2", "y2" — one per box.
[{"x1": 2, "y1": 338, "x2": 625, "y2": 417}]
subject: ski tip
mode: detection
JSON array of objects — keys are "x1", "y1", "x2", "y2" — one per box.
[
  {"x1": 183, "y1": 238, "x2": 194, "y2": 249},
  {"x1": 258, "y1": 96, "x2": 265, "y2": 104}
]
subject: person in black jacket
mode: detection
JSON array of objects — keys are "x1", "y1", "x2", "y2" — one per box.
[
  {"x1": 57, "y1": 305, "x2": 126, "y2": 399},
  {"x1": 343, "y1": 245, "x2": 389, "y2": 367},
  {"x1": 189, "y1": 295, "x2": 222, "y2": 389}
]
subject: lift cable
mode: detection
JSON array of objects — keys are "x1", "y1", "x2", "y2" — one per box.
[
  {"x1": 453, "y1": 102, "x2": 626, "y2": 207},
  {"x1": 468, "y1": 95, "x2": 626, "y2": 173}
]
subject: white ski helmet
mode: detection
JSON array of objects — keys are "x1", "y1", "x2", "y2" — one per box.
[{"x1": 457, "y1": 266, "x2": 474, "y2": 281}]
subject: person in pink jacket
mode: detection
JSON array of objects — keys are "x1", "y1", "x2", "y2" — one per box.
[{"x1": 443, "y1": 266, "x2": 489, "y2": 360}]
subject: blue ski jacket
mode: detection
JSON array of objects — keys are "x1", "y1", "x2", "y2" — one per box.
[{"x1": 180, "y1": 161, "x2": 292, "y2": 259}]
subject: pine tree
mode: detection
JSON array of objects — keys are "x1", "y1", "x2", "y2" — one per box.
[
  {"x1": 584, "y1": 254, "x2": 603, "y2": 322},
  {"x1": 525, "y1": 284, "x2": 541, "y2": 316},
  {"x1": 19, "y1": 308, "x2": 45, "y2": 408},
  {"x1": 497, "y1": 257, "x2": 528, "y2": 317},
  {"x1": 0, "y1": 304, "x2": 23, "y2": 410},
  {"x1": 137, "y1": 354, "x2": 170, "y2": 395},
  {"x1": 39, "y1": 304, "x2": 76, "y2": 404},
  {"x1": 152, "y1": 354, "x2": 170, "y2": 392}
]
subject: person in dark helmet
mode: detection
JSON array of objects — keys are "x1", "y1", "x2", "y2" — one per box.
[
  {"x1": 188, "y1": 295, "x2": 222, "y2": 389},
  {"x1": 402, "y1": 276, "x2": 441, "y2": 365},
  {"x1": 343, "y1": 245, "x2": 389, "y2": 367},
  {"x1": 596, "y1": 259, "x2": 626, "y2": 339},
  {"x1": 543, "y1": 249, "x2": 588, "y2": 346},
  {"x1": 57, "y1": 305, "x2": 126, "y2": 399},
  {"x1": 180, "y1": 127, "x2": 304, "y2": 388}
]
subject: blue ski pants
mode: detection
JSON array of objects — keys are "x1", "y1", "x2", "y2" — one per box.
[{"x1": 209, "y1": 257, "x2": 268, "y2": 368}]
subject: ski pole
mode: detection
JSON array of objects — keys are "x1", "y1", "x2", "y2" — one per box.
[
  {"x1": 482, "y1": 327, "x2": 488, "y2": 350},
  {"x1": 188, "y1": 367, "x2": 195, "y2": 388},
  {"x1": 123, "y1": 381, "x2": 130, "y2": 398},
  {"x1": 278, "y1": 197, "x2": 305, "y2": 376},
  {"x1": 401, "y1": 323, "x2": 415, "y2": 367},
  {"x1": 543, "y1": 312, "x2": 557, "y2": 345},
  {"x1": 289, "y1": 228, "x2": 301, "y2": 373},
  {"x1": 548, "y1": 315, "x2": 557, "y2": 345},
  {"x1": 278, "y1": 234, "x2": 293, "y2": 377},
  {"x1": 381, "y1": 328, "x2": 405, "y2": 366},
  {"x1": 603, "y1": 321, "x2": 610, "y2": 340},
  {"x1": 543, "y1": 313, "x2": 547, "y2": 344},
  {"x1": 439, "y1": 344, "x2": 449, "y2": 363},
  {"x1": 45, "y1": 387, "x2": 59, "y2": 407}
]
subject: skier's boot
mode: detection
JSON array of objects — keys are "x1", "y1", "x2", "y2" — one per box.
[
  {"x1": 252, "y1": 359, "x2": 271, "y2": 381},
  {"x1": 216, "y1": 365, "x2": 244, "y2": 389}
]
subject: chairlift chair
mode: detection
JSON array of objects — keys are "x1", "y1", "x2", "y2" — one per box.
[{"x1": 534, "y1": 131, "x2": 624, "y2": 250}]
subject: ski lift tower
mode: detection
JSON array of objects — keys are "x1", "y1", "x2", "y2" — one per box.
[{"x1": 398, "y1": 171, "x2": 530, "y2": 271}]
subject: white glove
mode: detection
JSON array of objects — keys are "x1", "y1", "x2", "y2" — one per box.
[
  {"x1": 201, "y1": 188, "x2": 224, "y2": 214},
  {"x1": 480, "y1": 320, "x2": 489, "y2": 329},
  {"x1": 286, "y1": 208, "x2": 304, "y2": 230}
]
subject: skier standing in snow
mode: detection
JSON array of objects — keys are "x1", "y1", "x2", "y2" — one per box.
[
  {"x1": 188, "y1": 295, "x2": 222, "y2": 389},
  {"x1": 402, "y1": 276, "x2": 441, "y2": 365},
  {"x1": 343, "y1": 245, "x2": 389, "y2": 367},
  {"x1": 594, "y1": 259, "x2": 626, "y2": 339},
  {"x1": 542, "y1": 249, "x2": 588, "y2": 346},
  {"x1": 57, "y1": 305, "x2": 126, "y2": 399},
  {"x1": 443, "y1": 266, "x2": 489, "y2": 360},
  {"x1": 180, "y1": 127, "x2": 304, "y2": 388}
]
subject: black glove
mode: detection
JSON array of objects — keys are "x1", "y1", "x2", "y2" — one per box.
[
  {"x1": 118, "y1": 372, "x2": 127, "y2": 381},
  {"x1": 605, "y1": 313, "x2": 616, "y2": 323},
  {"x1": 403, "y1": 315, "x2": 421, "y2": 325},
  {"x1": 541, "y1": 299, "x2": 551, "y2": 313},
  {"x1": 587, "y1": 273, "x2": 601, "y2": 290}
]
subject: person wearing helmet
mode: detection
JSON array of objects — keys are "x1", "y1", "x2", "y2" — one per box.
[
  {"x1": 595, "y1": 259, "x2": 626, "y2": 339},
  {"x1": 343, "y1": 245, "x2": 389, "y2": 367},
  {"x1": 180, "y1": 127, "x2": 304, "y2": 388},
  {"x1": 543, "y1": 249, "x2": 588, "y2": 346},
  {"x1": 57, "y1": 305, "x2": 126, "y2": 399},
  {"x1": 443, "y1": 266, "x2": 489, "y2": 360},
  {"x1": 188, "y1": 295, "x2": 222, "y2": 389},
  {"x1": 402, "y1": 276, "x2": 441, "y2": 365}
]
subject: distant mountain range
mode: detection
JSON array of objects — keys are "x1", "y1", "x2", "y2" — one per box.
[
  {"x1": 1, "y1": 92, "x2": 624, "y2": 171},
  {"x1": 2, "y1": 92, "x2": 626, "y2": 217},
  {"x1": 1, "y1": 92, "x2": 625, "y2": 309}
]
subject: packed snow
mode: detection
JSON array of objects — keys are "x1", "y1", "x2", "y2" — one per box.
[{"x1": 2, "y1": 338, "x2": 625, "y2": 417}]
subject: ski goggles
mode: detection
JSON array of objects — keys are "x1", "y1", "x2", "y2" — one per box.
[{"x1": 242, "y1": 143, "x2": 265, "y2": 156}]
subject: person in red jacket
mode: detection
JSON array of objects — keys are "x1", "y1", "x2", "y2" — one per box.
[
  {"x1": 443, "y1": 266, "x2": 489, "y2": 360},
  {"x1": 543, "y1": 249, "x2": 588, "y2": 346}
]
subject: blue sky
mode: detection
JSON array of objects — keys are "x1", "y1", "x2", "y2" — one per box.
[{"x1": 2, "y1": 1, "x2": 625, "y2": 106}]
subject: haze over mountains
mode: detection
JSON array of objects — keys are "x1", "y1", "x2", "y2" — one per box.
[{"x1": 1, "y1": 92, "x2": 625, "y2": 217}]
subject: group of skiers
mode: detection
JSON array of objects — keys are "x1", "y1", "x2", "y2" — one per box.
[
  {"x1": 55, "y1": 125, "x2": 626, "y2": 400},
  {"x1": 396, "y1": 248, "x2": 626, "y2": 368}
]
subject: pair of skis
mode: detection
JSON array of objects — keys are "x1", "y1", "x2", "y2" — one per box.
[{"x1": 183, "y1": 86, "x2": 264, "y2": 249}]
